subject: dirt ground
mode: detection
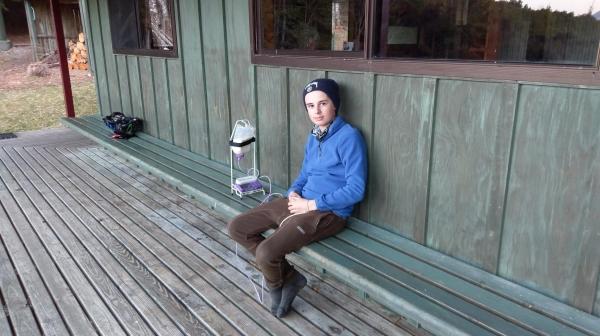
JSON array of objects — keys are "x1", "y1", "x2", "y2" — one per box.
[{"x1": 0, "y1": 44, "x2": 93, "y2": 90}]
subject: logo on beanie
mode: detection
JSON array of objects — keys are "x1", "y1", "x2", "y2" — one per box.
[{"x1": 305, "y1": 81, "x2": 318, "y2": 93}]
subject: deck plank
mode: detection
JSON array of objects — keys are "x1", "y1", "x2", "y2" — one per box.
[
  {"x1": 0, "y1": 128, "x2": 414, "y2": 336},
  {"x1": 0, "y1": 217, "x2": 41, "y2": 336},
  {"x1": 64, "y1": 148, "x2": 298, "y2": 336},
  {"x1": 49, "y1": 147, "x2": 262, "y2": 336},
  {"x1": 73, "y1": 147, "x2": 341, "y2": 336},
  {"x1": 31, "y1": 147, "x2": 210, "y2": 336},
  {"x1": 2, "y1": 148, "x2": 130, "y2": 336},
  {"x1": 0, "y1": 166, "x2": 71, "y2": 336},
  {"x1": 72, "y1": 146, "x2": 349, "y2": 334},
  {"x1": 0, "y1": 295, "x2": 11, "y2": 336},
  {"x1": 16, "y1": 147, "x2": 180, "y2": 335},
  {"x1": 80, "y1": 147, "x2": 413, "y2": 336}
]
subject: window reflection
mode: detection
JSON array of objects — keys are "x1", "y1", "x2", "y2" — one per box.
[
  {"x1": 108, "y1": 0, "x2": 175, "y2": 55},
  {"x1": 378, "y1": 0, "x2": 600, "y2": 66},
  {"x1": 140, "y1": 0, "x2": 174, "y2": 50},
  {"x1": 260, "y1": 0, "x2": 365, "y2": 52}
]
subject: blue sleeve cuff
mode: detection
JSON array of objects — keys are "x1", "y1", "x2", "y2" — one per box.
[
  {"x1": 287, "y1": 188, "x2": 300, "y2": 197},
  {"x1": 315, "y1": 196, "x2": 325, "y2": 211}
]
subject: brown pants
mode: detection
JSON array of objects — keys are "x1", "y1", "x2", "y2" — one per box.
[{"x1": 227, "y1": 198, "x2": 346, "y2": 288}]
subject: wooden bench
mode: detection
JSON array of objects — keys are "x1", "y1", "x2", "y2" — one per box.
[{"x1": 62, "y1": 115, "x2": 600, "y2": 336}]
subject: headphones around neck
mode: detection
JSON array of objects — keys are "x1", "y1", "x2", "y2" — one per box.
[{"x1": 311, "y1": 123, "x2": 330, "y2": 142}]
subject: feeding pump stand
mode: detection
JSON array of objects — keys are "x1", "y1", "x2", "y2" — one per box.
[{"x1": 229, "y1": 120, "x2": 265, "y2": 198}]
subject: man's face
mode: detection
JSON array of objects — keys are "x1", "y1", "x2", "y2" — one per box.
[{"x1": 305, "y1": 90, "x2": 336, "y2": 129}]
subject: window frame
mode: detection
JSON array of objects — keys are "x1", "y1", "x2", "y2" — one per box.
[
  {"x1": 249, "y1": 0, "x2": 600, "y2": 86},
  {"x1": 108, "y1": 0, "x2": 178, "y2": 58}
]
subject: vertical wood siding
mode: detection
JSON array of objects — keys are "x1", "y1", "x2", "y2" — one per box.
[
  {"x1": 369, "y1": 75, "x2": 435, "y2": 242},
  {"x1": 167, "y1": 0, "x2": 189, "y2": 149},
  {"x1": 86, "y1": 0, "x2": 108, "y2": 115},
  {"x1": 127, "y1": 57, "x2": 143, "y2": 120},
  {"x1": 139, "y1": 57, "x2": 158, "y2": 136},
  {"x1": 595, "y1": 282, "x2": 600, "y2": 316},
  {"x1": 256, "y1": 67, "x2": 288, "y2": 186},
  {"x1": 179, "y1": 0, "x2": 209, "y2": 155},
  {"x1": 427, "y1": 80, "x2": 517, "y2": 272},
  {"x1": 153, "y1": 58, "x2": 173, "y2": 142},
  {"x1": 115, "y1": 56, "x2": 132, "y2": 116},
  {"x1": 224, "y1": 0, "x2": 255, "y2": 124},
  {"x1": 499, "y1": 85, "x2": 600, "y2": 311},
  {"x1": 85, "y1": 0, "x2": 600, "y2": 316},
  {"x1": 96, "y1": 0, "x2": 121, "y2": 113},
  {"x1": 200, "y1": 0, "x2": 230, "y2": 163},
  {"x1": 167, "y1": 58, "x2": 190, "y2": 149}
]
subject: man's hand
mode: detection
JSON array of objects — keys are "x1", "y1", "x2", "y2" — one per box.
[
  {"x1": 288, "y1": 191, "x2": 301, "y2": 199},
  {"x1": 288, "y1": 194, "x2": 317, "y2": 214}
]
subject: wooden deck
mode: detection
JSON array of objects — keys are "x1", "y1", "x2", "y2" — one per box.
[{"x1": 0, "y1": 129, "x2": 415, "y2": 336}]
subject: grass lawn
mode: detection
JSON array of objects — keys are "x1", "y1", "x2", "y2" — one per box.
[{"x1": 0, "y1": 82, "x2": 98, "y2": 133}]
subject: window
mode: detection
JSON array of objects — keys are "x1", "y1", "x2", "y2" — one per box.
[
  {"x1": 252, "y1": 1, "x2": 600, "y2": 85},
  {"x1": 108, "y1": 0, "x2": 177, "y2": 57},
  {"x1": 258, "y1": 0, "x2": 366, "y2": 55},
  {"x1": 376, "y1": 0, "x2": 600, "y2": 66}
]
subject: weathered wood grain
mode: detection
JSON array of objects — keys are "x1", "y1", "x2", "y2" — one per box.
[
  {"x1": 427, "y1": 80, "x2": 517, "y2": 271},
  {"x1": 76, "y1": 146, "x2": 402, "y2": 336},
  {"x1": 1, "y1": 123, "x2": 414, "y2": 336},
  {"x1": 166, "y1": 0, "x2": 189, "y2": 150},
  {"x1": 153, "y1": 58, "x2": 174, "y2": 143},
  {"x1": 84, "y1": 148, "x2": 332, "y2": 336},
  {"x1": 57, "y1": 147, "x2": 264, "y2": 336},
  {"x1": 86, "y1": 0, "x2": 110, "y2": 114},
  {"x1": 179, "y1": 0, "x2": 209, "y2": 156},
  {"x1": 39, "y1": 147, "x2": 212, "y2": 335},
  {"x1": 67, "y1": 147, "x2": 290, "y2": 336},
  {"x1": 127, "y1": 57, "x2": 144, "y2": 120},
  {"x1": 1, "y1": 148, "x2": 124, "y2": 336},
  {"x1": 256, "y1": 67, "x2": 289, "y2": 187},
  {"x1": 23, "y1": 147, "x2": 182, "y2": 335},
  {"x1": 115, "y1": 55, "x2": 132, "y2": 116},
  {"x1": 594, "y1": 282, "x2": 600, "y2": 317},
  {"x1": 90, "y1": 147, "x2": 410, "y2": 335},
  {"x1": 327, "y1": 72, "x2": 372, "y2": 142},
  {"x1": 500, "y1": 85, "x2": 600, "y2": 312},
  {"x1": 0, "y1": 167, "x2": 71, "y2": 335},
  {"x1": 167, "y1": 56, "x2": 190, "y2": 149},
  {"x1": 369, "y1": 75, "x2": 436, "y2": 243},
  {"x1": 224, "y1": 0, "x2": 255, "y2": 124},
  {"x1": 0, "y1": 211, "x2": 41, "y2": 336},
  {"x1": 96, "y1": 0, "x2": 122, "y2": 112},
  {"x1": 0, "y1": 293, "x2": 11, "y2": 336},
  {"x1": 200, "y1": 0, "x2": 231, "y2": 164},
  {"x1": 139, "y1": 57, "x2": 158, "y2": 136}
]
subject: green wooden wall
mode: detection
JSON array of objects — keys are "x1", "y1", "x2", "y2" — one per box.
[{"x1": 83, "y1": 0, "x2": 600, "y2": 316}]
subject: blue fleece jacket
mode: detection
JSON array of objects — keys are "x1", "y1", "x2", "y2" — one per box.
[{"x1": 287, "y1": 116, "x2": 367, "y2": 218}]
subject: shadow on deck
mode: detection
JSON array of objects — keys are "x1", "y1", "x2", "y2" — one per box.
[{"x1": 0, "y1": 128, "x2": 416, "y2": 336}]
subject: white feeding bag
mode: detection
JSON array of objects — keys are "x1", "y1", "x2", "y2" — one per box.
[{"x1": 229, "y1": 120, "x2": 256, "y2": 156}]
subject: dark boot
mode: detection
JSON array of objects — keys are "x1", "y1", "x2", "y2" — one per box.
[
  {"x1": 276, "y1": 271, "x2": 307, "y2": 318},
  {"x1": 269, "y1": 286, "x2": 283, "y2": 316}
]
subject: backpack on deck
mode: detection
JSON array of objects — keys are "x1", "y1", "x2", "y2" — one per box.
[{"x1": 102, "y1": 112, "x2": 143, "y2": 139}]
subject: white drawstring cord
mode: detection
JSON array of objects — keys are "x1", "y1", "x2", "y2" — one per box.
[
  {"x1": 279, "y1": 213, "x2": 301, "y2": 228},
  {"x1": 258, "y1": 175, "x2": 284, "y2": 205},
  {"x1": 234, "y1": 187, "x2": 305, "y2": 305},
  {"x1": 236, "y1": 243, "x2": 265, "y2": 303}
]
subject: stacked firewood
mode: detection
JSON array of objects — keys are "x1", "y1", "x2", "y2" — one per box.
[{"x1": 68, "y1": 32, "x2": 89, "y2": 70}]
